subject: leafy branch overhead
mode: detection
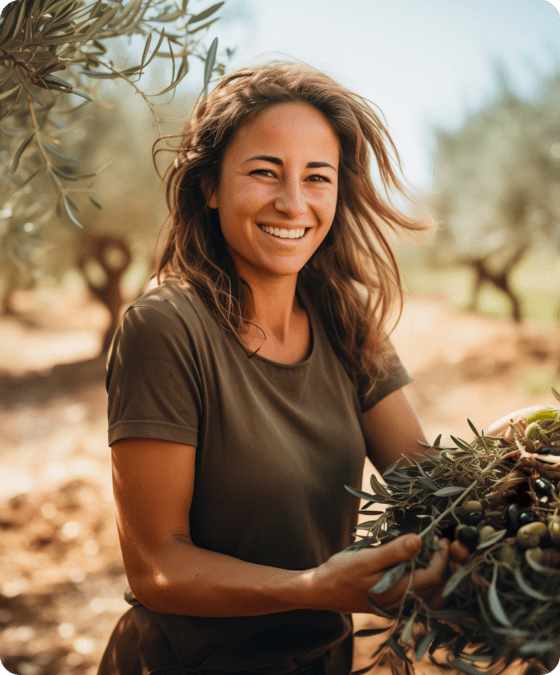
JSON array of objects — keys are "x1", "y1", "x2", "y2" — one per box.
[{"x1": 0, "y1": 0, "x2": 225, "y2": 263}]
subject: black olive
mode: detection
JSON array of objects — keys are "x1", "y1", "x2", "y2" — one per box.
[
  {"x1": 462, "y1": 511, "x2": 483, "y2": 526},
  {"x1": 393, "y1": 506, "x2": 409, "y2": 525},
  {"x1": 456, "y1": 525, "x2": 479, "y2": 551},
  {"x1": 519, "y1": 510, "x2": 539, "y2": 525},
  {"x1": 536, "y1": 446, "x2": 560, "y2": 456},
  {"x1": 534, "y1": 478, "x2": 555, "y2": 498},
  {"x1": 540, "y1": 533, "x2": 553, "y2": 550},
  {"x1": 506, "y1": 503, "x2": 522, "y2": 533},
  {"x1": 409, "y1": 505, "x2": 429, "y2": 518}
]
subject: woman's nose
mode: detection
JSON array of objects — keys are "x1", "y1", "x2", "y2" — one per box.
[{"x1": 274, "y1": 179, "x2": 306, "y2": 217}]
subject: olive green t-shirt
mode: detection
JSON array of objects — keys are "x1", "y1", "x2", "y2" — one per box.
[{"x1": 106, "y1": 280, "x2": 412, "y2": 673}]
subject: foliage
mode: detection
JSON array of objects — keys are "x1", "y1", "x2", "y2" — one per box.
[
  {"x1": 429, "y1": 63, "x2": 560, "y2": 321},
  {"x1": 347, "y1": 390, "x2": 560, "y2": 675},
  {"x1": 0, "y1": 0, "x2": 226, "y2": 270}
]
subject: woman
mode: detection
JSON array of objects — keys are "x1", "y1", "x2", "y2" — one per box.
[{"x1": 98, "y1": 61, "x2": 461, "y2": 675}]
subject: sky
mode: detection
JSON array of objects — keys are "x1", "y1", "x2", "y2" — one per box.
[
  {"x1": 1, "y1": 0, "x2": 559, "y2": 187},
  {"x1": 200, "y1": 0, "x2": 560, "y2": 188}
]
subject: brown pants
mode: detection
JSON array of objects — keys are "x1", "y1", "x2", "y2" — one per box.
[{"x1": 97, "y1": 606, "x2": 352, "y2": 675}]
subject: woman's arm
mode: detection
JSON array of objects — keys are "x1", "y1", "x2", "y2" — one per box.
[
  {"x1": 112, "y1": 437, "x2": 449, "y2": 617},
  {"x1": 361, "y1": 387, "x2": 428, "y2": 474}
]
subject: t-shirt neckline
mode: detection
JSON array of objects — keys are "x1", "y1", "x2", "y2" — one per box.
[{"x1": 250, "y1": 286, "x2": 315, "y2": 369}]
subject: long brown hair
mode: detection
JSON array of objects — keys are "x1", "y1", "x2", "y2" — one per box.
[{"x1": 154, "y1": 61, "x2": 432, "y2": 394}]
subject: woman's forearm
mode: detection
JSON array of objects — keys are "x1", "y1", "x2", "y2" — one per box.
[
  {"x1": 123, "y1": 532, "x2": 449, "y2": 618},
  {"x1": 126, "y1": 534, "x2": 315, "y2": 617}
]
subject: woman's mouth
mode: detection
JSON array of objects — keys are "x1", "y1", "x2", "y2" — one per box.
[{"x1": 258, "y1": 225, "x2": 307, "y2": 240}]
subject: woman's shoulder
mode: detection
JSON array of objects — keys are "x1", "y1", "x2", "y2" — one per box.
[
  {"x1": 124, "y1": 280, "x2": 206, "y2": 324},
  {"x1": 112, "y1": 280, "x2": 216, "y2": 351}
]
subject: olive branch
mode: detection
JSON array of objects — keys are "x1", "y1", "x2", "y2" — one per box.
[{"x1": 0, "y1": 0, "x2": 228, "y2": 264}]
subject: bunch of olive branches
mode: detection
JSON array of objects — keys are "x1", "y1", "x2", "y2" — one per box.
[
  {"x1": 346, "y1": 389, "x2": 560, "y2": 675},
  {"x1": 0, "y1": 0, "x2": 226, "y2": 266}
]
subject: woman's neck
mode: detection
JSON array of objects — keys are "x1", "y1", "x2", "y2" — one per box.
[{"x1": 244, "y1": 275, "x2": 302, "y2": 345}]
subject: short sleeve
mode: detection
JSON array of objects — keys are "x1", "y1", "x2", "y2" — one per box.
[
  {"x1": 358, "y1": 345, "x2": 413, "y2": 413},
  {"x1": 106, "y1": 302, "x2": 202, "y2": 446}
]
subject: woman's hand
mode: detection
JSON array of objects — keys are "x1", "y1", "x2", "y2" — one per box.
[
  {"x1": 302, "y1": 535, "x2": 449, "y2": 615},
  {"x1": 486, "y1": 406, "x2": 538, "y2": 439}
]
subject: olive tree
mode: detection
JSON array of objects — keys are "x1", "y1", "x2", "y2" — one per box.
[
  {"x1": 429, "y1": 64, "x2": 560, "y2": 322},
  {"x1": 0, "y1": 0, "x2": 225, "y2": 264},
  {"x1": 0, "y1": 0, "x2": 227, "y2": 343}
]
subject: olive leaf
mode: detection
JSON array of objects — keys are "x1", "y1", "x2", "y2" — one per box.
[
  {"x1": 344, "y1": 485, "x2": 380, "y2": 502},
  {"x1": 187, "y1": 1, "x2": 224, "y2": 25},
  {"x1": 11, "y1": 132, "x2": 34, "y2": 174},
  {"x1": 369, "y1": 472, "x2": 391, "y2": 500},
  {"x1": 525, "y1": 550, "x2": 560, "y2": 576},
  {"x1": 382, "y1": 459, "x2": 402, "y2": 477},
  {"x1": 475, "y1": 529, "x2": 506, "y2": 550},
  {"x1": 518, "y1": 639, "x2": 560, "y2": 655},
  {"x1": 449, "y1": 435, "x2": 472, "y2": 451},
  {"x1": 388, "y1": 635, "x2": 410, "y2": 662},
  {"x1": 401, "y1": 611, "x2": 417, "y2": 644},
  {"x1": 432, "y1": 486, "x2": 467, "y2": 497},
  {"x1": 488, "y1": 564, "x2": 511, "y2": 627},
  {"x1": 442, "y1": 561, "x2": 474, "y2": 597},
  {"x1": 427, "y1": 608, "x2": 472, "y2": 620},
  {"x1": 418, "y1": 475, "x2": 439, "y2": 491},
  {"x1": 62, "y1": 195, "x2": 84, "y2": 228},
  {"x1": 414, "y1": 630, "x2": 438, "y2": 661},
  {"x1": 467, "y1": 419, "x2": 481, "y2": 437},
  {"x1": 513, "y1": 567, "x2": 552, "y2": 601},
  {"x1": 203, "y1": 36, "x2": 219, "y2": 89},
  {"x1": 353, "y1": 627, "x2": 391, "y2": 638},
  {"x1": 369, "y1": 561, "x2": 408, "y2": 594}
]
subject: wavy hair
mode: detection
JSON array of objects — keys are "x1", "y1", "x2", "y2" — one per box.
[{"x1": 154, "y1": 61, "x2": 432, "y2": 394}]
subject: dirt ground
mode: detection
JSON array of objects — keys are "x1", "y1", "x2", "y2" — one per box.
[{"x1": 1, "y1": 288, "x2": 560, "y2": 675}]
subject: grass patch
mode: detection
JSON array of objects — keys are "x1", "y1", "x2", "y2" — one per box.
[{"x1": 402, "y1": 256, "x2": 560, "y2": 323}]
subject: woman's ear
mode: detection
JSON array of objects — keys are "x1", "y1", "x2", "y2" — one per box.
[{"x1": 201, "y1": 180, "x2": 218, "y2": 209}]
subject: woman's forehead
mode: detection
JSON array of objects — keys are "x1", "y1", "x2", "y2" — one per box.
[{"x1": 225, "y1": 102, "x2": 340, "y2": 165}]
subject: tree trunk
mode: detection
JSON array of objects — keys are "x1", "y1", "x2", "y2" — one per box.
[
  {"x1": 464, "y1": 245, "x2": 527, "y2": 323},
  {"x1": 78, "y1": 236, "x2": 132, "y2": 356}
]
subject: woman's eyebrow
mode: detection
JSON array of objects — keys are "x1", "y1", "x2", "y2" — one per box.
[{"x1": 242, "y1": 155, "x2": 337, "y2": 171}]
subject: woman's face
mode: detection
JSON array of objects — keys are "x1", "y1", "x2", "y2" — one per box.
[{"x1": 206, "y1": 102, "x2": 339, "y2": 284}]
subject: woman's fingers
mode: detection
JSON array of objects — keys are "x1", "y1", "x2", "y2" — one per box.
[
  {"x1": 449, "y1": 539, "x2": 470, "y2": 563},
  {"x1": 363, "y1": 534, "x2": 423, "y2": 572},
  {"x1": 487, "y1": 406, "x2": 536, "y2": 438},
  {"x1": 411, "y1": 537, "x2": 449, "y2": 593}
]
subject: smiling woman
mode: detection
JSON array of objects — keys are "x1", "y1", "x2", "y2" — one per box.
[
  {"x1": 204, "y1": 103, "x2": 339, "y2": 285},
  {"x1": 97, "y1": 61, "x2": 459, "y2": 675}
]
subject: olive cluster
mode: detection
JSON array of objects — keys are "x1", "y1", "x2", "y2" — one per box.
[
  {"x1": 387, "y1": 477, "x2": 560, "y2": 556},
  {"x1": 454, "y1": 477, "x2": 560, "y2": 554}
]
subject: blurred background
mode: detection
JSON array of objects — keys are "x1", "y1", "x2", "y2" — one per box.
[{"x1": 1, "y1": 0, "x2": 560, "y2": 673}]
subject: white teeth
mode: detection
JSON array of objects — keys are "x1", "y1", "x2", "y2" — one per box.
[{"x1": 260, "y1": 225, "x2": 306, "y2": 239}]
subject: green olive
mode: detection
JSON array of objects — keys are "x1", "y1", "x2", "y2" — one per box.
[
  {"x1": 526, "y1": 406, "x2": 558, "y2": 425},
  {"x1": 526, "y1": 422, "x2": 542, "y2": 440},
  {"x1": 516, "y1": 521, "x2": 548, "y2": 549},
  {"x1": 548, "y1": 516, "x2": 560, "y2": 547},
  {"x1": 463, "y1": 500, "x2": 483, "y2": 512},
  {"x1": 479, "y1": 525, "x2": 497, "y2": 542}
]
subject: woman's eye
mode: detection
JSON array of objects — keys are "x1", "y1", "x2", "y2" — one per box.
[
  {"x1": 251, "y1": 169, "x2": 275, "y2": 178},
  {"x1": 307, "y1": 174, "x2": 331, "y2": 183}
]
